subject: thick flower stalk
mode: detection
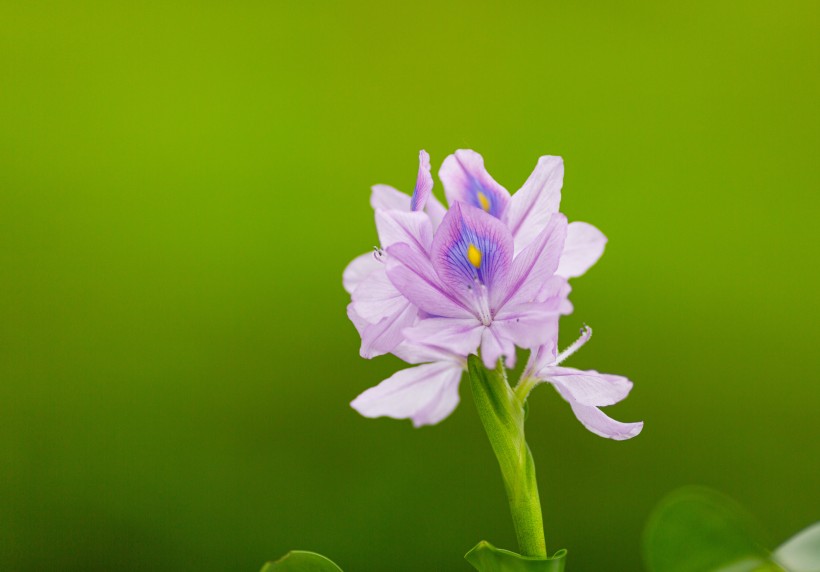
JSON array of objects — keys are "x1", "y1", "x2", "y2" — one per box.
[{"x1": 343, "y1": 149, "x2": 643, "y2": 559}]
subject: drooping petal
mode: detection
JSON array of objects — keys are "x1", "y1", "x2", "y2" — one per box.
[
  {"x1": 439, "y1": 149, "x2": 510, "y2": 218},
  {"x1": 542, "y1": 366, "x2": 633, "y2": 407},
  {"x1": 350, "y1": 361, "x2": 463, "y2": 427},
  {"x1": 431, "y1": 202, "x2": 514, "y2": 301},
  {"x1": 505, "y1": 155, "x2": 564, "y2": 254},
  {"x1": 347, "y1": 302, "x2": 417, "y2": 359},
  {"x1": 498, "y1": 213, "x2": 567, "y2": 309},
  {"x1": 552, "y1": 377, "x2": 643, "y2": 440},
  {"x1": 351, "y1": 269, "x2": 408, "y2": 324},
  {"x1": 385, "y1": 242, "x2": 471, "y2": 318},
  {"x1": 371, "y1": 184, "x2": 411, "y2": 211},
  {"x1": 410, "y1": 150, "x2": 434, "y2": 212},
  {"x1": 343, "y1": 251, "x2": 382, "y2": 294},
  {"x1": 403, "y1": 317, "x2": 484, "y2": 357},
  {"x1": 556, "y1": 221, "x2": 607, "y2": 278},
  {"x1": 375, "y1": 209, "x2": 433, "y2": 253}
]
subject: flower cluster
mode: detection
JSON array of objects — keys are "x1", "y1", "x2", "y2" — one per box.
[{"x1": 343, "y1": 150, "x2": 642, "y2": 439}]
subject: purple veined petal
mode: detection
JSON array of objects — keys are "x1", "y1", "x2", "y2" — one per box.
[
  {"x1": 343, "y1": 251, "x2": 382, "y2": 294},
  {"x1": 479, "y1": 325, "x2": 517, "y2": 368},
  {"x1": 375, "y1": 209, "x2": 433, "y2": 253},
  {"x1": 562, "y1": 396, "x2": 643, "y2": 440},
  {"x1": 351, "y1": 268, "x2": 409, "y2": 324},
  {"x1": 350, "y1": 361, "x2": 463, "y2": 427},
  {"x1": 439, "y1": 149, "x2": 510, "y2": 218},
  {"x1": 403, "y1": 317, "x2": 484, "y2": 357},
  {"x1": 385, "y1": 243, "x2": 472, "y2": 318},
  {"x1": 505, "y1": 156, "x2": 564, "y2": 254},
  {"x1": 542, "y1": 366, "x2": 633, "y2": 407},
  {"x1": 556, "y1": 221, "x2": 607, "y2": 278},
  {"x1": 431, "y1": 202, "x2": 514, "y2": 307},
  {"x1": 491, "y1": 301, "x2": 562, "y2": 351},
  {"x1": 410, "y1": 150, "x2": 434, "y2": 212},
  {"x1": 497, "y1": 213, "x2": 567, "y2": 310},
  {"x1": 347, "y1": 302, "x2": 417, "y2": 359},
  {"x1": 371, "y1": 184, "x2": 411, "y2": 211}
]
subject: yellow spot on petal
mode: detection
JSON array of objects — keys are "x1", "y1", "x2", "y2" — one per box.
[
  {"x1": 477, "y1": 192, "x2": 490, "y2": 212},
  {"x1": 467, "y1": 244, "x2": 482, "y2": 269}
]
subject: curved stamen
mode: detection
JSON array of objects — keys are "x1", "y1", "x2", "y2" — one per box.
[{"x1": 554, "y1": 325, "x2": 592, "y2": 365}]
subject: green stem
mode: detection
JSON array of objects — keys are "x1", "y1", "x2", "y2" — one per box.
[{"x1": 468, "y1": 355, "x2": 547, "y2": 558}]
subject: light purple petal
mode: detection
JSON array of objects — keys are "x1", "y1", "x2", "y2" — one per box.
[
  {"x1": 566, "y1": 401, "x2": 643, "y2": 440},
  {"x1": 431, "y1": 202, "x2": 514, "y2": 301},
  {"x1": 556, "y1": 221, "x2": 607, "y2": 278},
  {"x1": 350, "y1": 361, "x2": 463, "y2": 427},
  {"x1": 371, "y1": 184, "x2": 411, "y2": 211},
  {"x1": 385, "y1": 243, "x2": 472, "y2": 318},
  {"x1": 347, "y1": 302, "x2": 417, "y2": 359},
  {"x1": 351, "y1": 269, "x2": 408, "y2": 324},
  {"x1": 424, "y1": 194, "x2": 447, "y2": 230},
  {"x1": 410, "y1": 150, "x2": 434, "y2": 212},
  {"x1": 343, "y1": 252, "x2": 382, "y2": 294},
  {"x1": 391, "y1": 341, "x2": 464, "y2": 366},
  {"x1": 403, "y1": 317, "x2": 484, "y2": 357},
  {"x1": 375, "y1": 209, "x2": 433, "y2": 252},
  {"x1": 498, "y1": 213, "x2": 567, "y2": 309},
  {"x1": 480, "y1": 325, "x2": 517, "y2": 368},
  {"x1": 552, "y1": 378, "x2": 643, "y2": 440},
  {"x1": 439, "y1": 149, "x2": 510, "y2": 218},
  {"x1": 492, "y1": 301, "x2": 561, "y2": 350},
  {"x1": 505, "y1": 156, "x2": 564, "y2": 254},
  {"x1": 542, "y1": 366, "x2": 633, "y2": 407}
]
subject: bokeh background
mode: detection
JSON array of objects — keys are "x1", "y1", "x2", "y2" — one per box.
[{"x1": 1, "y1": 1, "x2": 818, "y2": 570}]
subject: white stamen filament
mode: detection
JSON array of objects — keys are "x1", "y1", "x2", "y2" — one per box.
[
  {"x1": 467, "y1": 278, "x2": 493, "y2": 326},
  {"x1": 554, "y1": 325, "x2": 592, "y2": 365},
  {"x1": 372, "y1": 246, "x2": 386, "y2": 263}
]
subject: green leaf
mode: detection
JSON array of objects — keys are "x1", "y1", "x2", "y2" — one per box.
[
  {"x1": 260, "y1": 551, "x2": 343, "y2": 572},
  {"x1": 465, "y1": 540, "x2": 567, "y2": 572},
  {"x1": 773, "y1": 522, "x2": 820, "y2": 572},
  {"x1": 643, "y1": 487, "x2": 775, "y2": 572}
]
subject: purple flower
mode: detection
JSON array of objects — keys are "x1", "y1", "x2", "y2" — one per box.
[
  {"x1": 386, "y1": 202, "x2": 568, "y2": 368},
  {"x1": 523, "y1": 326, "x2": 644, "y2": 440},
  {"x1": 344, "y1": 150, "x2": 623, "y2": 427},
  {"x1": 440, "y1": 149, "x2": 606, "y2": 275}
]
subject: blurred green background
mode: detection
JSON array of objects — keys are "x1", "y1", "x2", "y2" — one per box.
[{"x1": 1, "y1": 1, "x2": 818, "y2": 570}]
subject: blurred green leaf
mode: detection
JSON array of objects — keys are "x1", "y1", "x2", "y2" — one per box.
[
  {"x1": 643, "y1": 487, "x2": 775, "y2": 572},
  {"x1": 261, "y1": 551, "x2": 343, "y2": 572},
  {"x1": 773, "y1": 522, "x2": 820, "y2": 572},
  {"x1": 465, "y1": 540, "x2": 567, "y2": 572}
]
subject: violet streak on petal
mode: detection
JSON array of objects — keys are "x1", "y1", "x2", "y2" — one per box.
[
  {"x1": 439, "y1": 149, "x2": 510, "y2": 218},
  {"x1": 430, "y1": 202, "x2": 514, "y2": 310},
  {"x1": 410, "y1": 150, "x2": 434, "y2": 212}
]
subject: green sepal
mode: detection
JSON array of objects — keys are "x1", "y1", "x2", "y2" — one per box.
[
  {"x1": 260, "y1": 551, "x2": 343, "y2": 572},
  {"x1": 465, "y1": 540, "x2": 567, "y2": 572},
  {"x1": 643, "y1": 487, "x2": 777, "y2": 572}
]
